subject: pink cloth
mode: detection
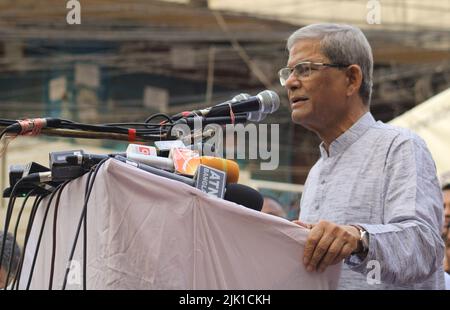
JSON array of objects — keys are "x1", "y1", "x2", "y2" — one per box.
[{"x1": 21, "y1": 159, "x2": 340, "y2": 289}]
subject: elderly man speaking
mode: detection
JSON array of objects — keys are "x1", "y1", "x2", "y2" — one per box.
[{"x1": 279, "y1": 23, "x2": 445, "y2": 289}]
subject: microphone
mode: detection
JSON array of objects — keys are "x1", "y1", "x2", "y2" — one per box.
[
  {"x1": 171, "y1": 90, "x2": 280, "y2": 121},
  {"x1": 3, "y1": 170, "x2": 54, "y2": 198},
  {"x1": 3, "y1": 162, "x2": 56, "y2": 198},
  {"x1": 114, "y1": 156, "x2": 260, "y2": 209},
  {"x1": 114, "y1": 155, "x2": 194, "y2": 186},
  {"x1": 125, "y1": 144, "x2": 174, "y2": 171},
  {"x1": 114, "y1": 156, "x2": 227, "y2": 198},
  {"x1": 175, "y1": 114, "x2": 249, "y2": 128},
  {"x1": 216, "y1": 93, "x2": 267, "y2": 122},
  {"x1": 171, "y1": 93, "x2": 248, "y2": 121},
  {"x1": 215, "y1": 93, "x2": 251, "y2": 108},
  {"x1": 20, "y1": 171, "x2": 52, "y2": 183},
  {"x1": 64, "y1": 147, "x2": 240, "y2": 184},
  {"x1": 224, "y1": 183, "x2": 264, "y2": 212},
  {"x1": 126, "y1": 145, "x2": 239, "y2": 183},
  {"x1": 50, "y1": 150, "x2": 93, "y2": 182},
  {"x1": 197, "y1": 156, "x2": 239, "y2": 184},
  {"x1": 59, "y1": 146, "x2": 167, "y2": 171},
  {"x1": 205, "y1": 90, "x2": 280, "y2": 118}
]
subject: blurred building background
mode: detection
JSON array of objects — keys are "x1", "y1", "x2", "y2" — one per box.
[{"x1": 1, "y1": 0, "x2": 450, "y2": 220}]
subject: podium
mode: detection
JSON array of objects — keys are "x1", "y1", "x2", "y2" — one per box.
[{"x1": 20, "y1": 159, "x2": 340, "y2": 289}]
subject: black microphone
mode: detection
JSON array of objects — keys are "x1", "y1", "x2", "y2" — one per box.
[
  {"x1": 3, "y1": 162, "x2": 56, "y2": 198},
  {"x1": 64, "y1": 153, "x2": 197, "y2": 186},
  {"x1": 206, "y1": 90, "x2": 279, "y2": 118},
  {"x1": 65, "y1": 152, "x2": 115, "y2": 168},
  {"x1": 215, "y1": 93, "x2": 267, "y2": 122},
  {"x1": 3, "y1": 171, "x2": 54, "y2": 198},
  {"x1": 171, "y1": 90, "x2": 280, "y2": 121},
  {"x1": 171, "y1": 93, "x2": 248, "y2": 121},
  {"x1": 175, "y1": 114, "x2": 249, "y2": 128},
  {"x1": 224, "y1": 183, "x2": 264, "y2": 212},
  {"x1": 50, "y1": 150, "x2": 90, "y2": 182}
]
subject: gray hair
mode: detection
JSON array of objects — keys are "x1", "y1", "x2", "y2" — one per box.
[
  {"x1": 287, "y1": 23, "x2": 373, "y2": 105},
  {"x1": 0, "y1": 232, "x2": 21, "y2": 278}
]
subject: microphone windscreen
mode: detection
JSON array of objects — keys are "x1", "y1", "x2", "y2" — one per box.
[
  {"x1": 199, "y1": 157, "x2": 239, "y2": 184},
  {"x1": 224, "y1": 183, "x2": 263, "y2": 212},
  {"x1": 257, "y1": 90, "x2": 280, "y2": 113}
]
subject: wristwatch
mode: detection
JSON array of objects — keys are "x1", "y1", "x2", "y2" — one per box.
[{"x1": 352, "y1": 225, "x2": 369, "y2": 255}]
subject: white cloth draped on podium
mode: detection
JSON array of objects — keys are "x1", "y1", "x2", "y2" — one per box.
[{"x1": 20, "y1": 159, "x2": 340, "y2": 289}]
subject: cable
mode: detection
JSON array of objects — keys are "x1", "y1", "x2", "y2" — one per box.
[
  {"x1": 61, "y1": 158, "x2": 109, "y2": 290},
  {"x1": 1, "y1": 118, "x2": 174, "y2": 143},
  {"x1": 61, "y1": 159, "x2": 106, "y2": 290},
  {"x1": 48, "y1": 180, "x2": 70, "y2": 290},
  {"x1": 0, "y1": 175, "x2": 50, "y2": 286},
  {"x1": 83, "y1": 170, "x2": 94, "y2": 290},
  {"x1": 12, "y1": 194, "x2": 45, "y2": 290},
  {"x1": 25, "y1": 182, "x2": 69, "y2": 290},
  {"x1": 0, "y1": 127, "x2": 8, "y2": 140},
  {"x1": 0, "y1": 177, "x2": 25, "y2": 272},
  {"x1": 144, "y1": 113, "x2": 173, "y2": 124},
  {"x1": 0, "y1": 118, "x2": 17, "y2": 125},
  {"x1": 4, "y1": 189, "x2": 35, "y2": 289},
  {"x1": 102, "y1": 122, "x2": 174, "y2": 127},
  {"x1": 57, "y1": 119, "x2": 170, "y2": 135}
]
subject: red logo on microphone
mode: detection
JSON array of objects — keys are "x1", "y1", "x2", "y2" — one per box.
[{"x1": 138, "y1": 146, "x2": 151, "y2": 155}]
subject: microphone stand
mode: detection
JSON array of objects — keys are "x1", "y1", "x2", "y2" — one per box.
[{"x1": 0, "y1": 126, "x2": 167, "y2": 143}]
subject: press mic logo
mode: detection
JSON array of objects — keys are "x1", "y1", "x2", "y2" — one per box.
[
  {"x1": 138, "y1": 146, "x2": 151, "y2": 155},
  {"x1": 66, "y1": 0, "x2": 81, "y2": 25},
  {"x1": 366, "y1": 0, "x2": 381, "y2": 25}
]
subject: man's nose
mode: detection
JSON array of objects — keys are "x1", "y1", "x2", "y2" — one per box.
[{"x1": 284, "y1": 72, "x2": 301, "y2": 90}]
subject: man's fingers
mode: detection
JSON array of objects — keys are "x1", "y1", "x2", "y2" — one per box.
[
  {"x1": 317, "y1": 239, "x2": 345, "y2": 272},
  {"x1": 301, "y1": 222, "x2": 361, "y2": 272},
  {"x1": 306, "y1": 232, "x2": 334, "y2": 271},
  {"x1": 303, "y1": 226, "x2": 324, "y2": 266},
  {"x1": 292, "y1": 220, "x2": 313, "y2": 229},
  {"x1": 330, "y1": 243, "x2": 354, "y2": 265},
  {"x1": 340, "y1": 243, "x2": 355, "y2": 259}
]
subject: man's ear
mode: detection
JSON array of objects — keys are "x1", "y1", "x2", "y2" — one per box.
[{"x1": 345, "y1": 65, "x2": 363, "y2": 97}]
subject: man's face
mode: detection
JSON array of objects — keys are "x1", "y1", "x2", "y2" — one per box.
[{"x1": 285, "y1": 39, "x2": 349, "y2": 132}]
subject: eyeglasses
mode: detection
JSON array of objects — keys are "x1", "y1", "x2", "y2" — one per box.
[{"x1": 278, "y1": 61, "x2": 350, "y2": 86}]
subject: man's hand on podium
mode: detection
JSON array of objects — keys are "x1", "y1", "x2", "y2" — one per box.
[{"x1": 292, "y1": 220, "x2": 361, "y2": 273}]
